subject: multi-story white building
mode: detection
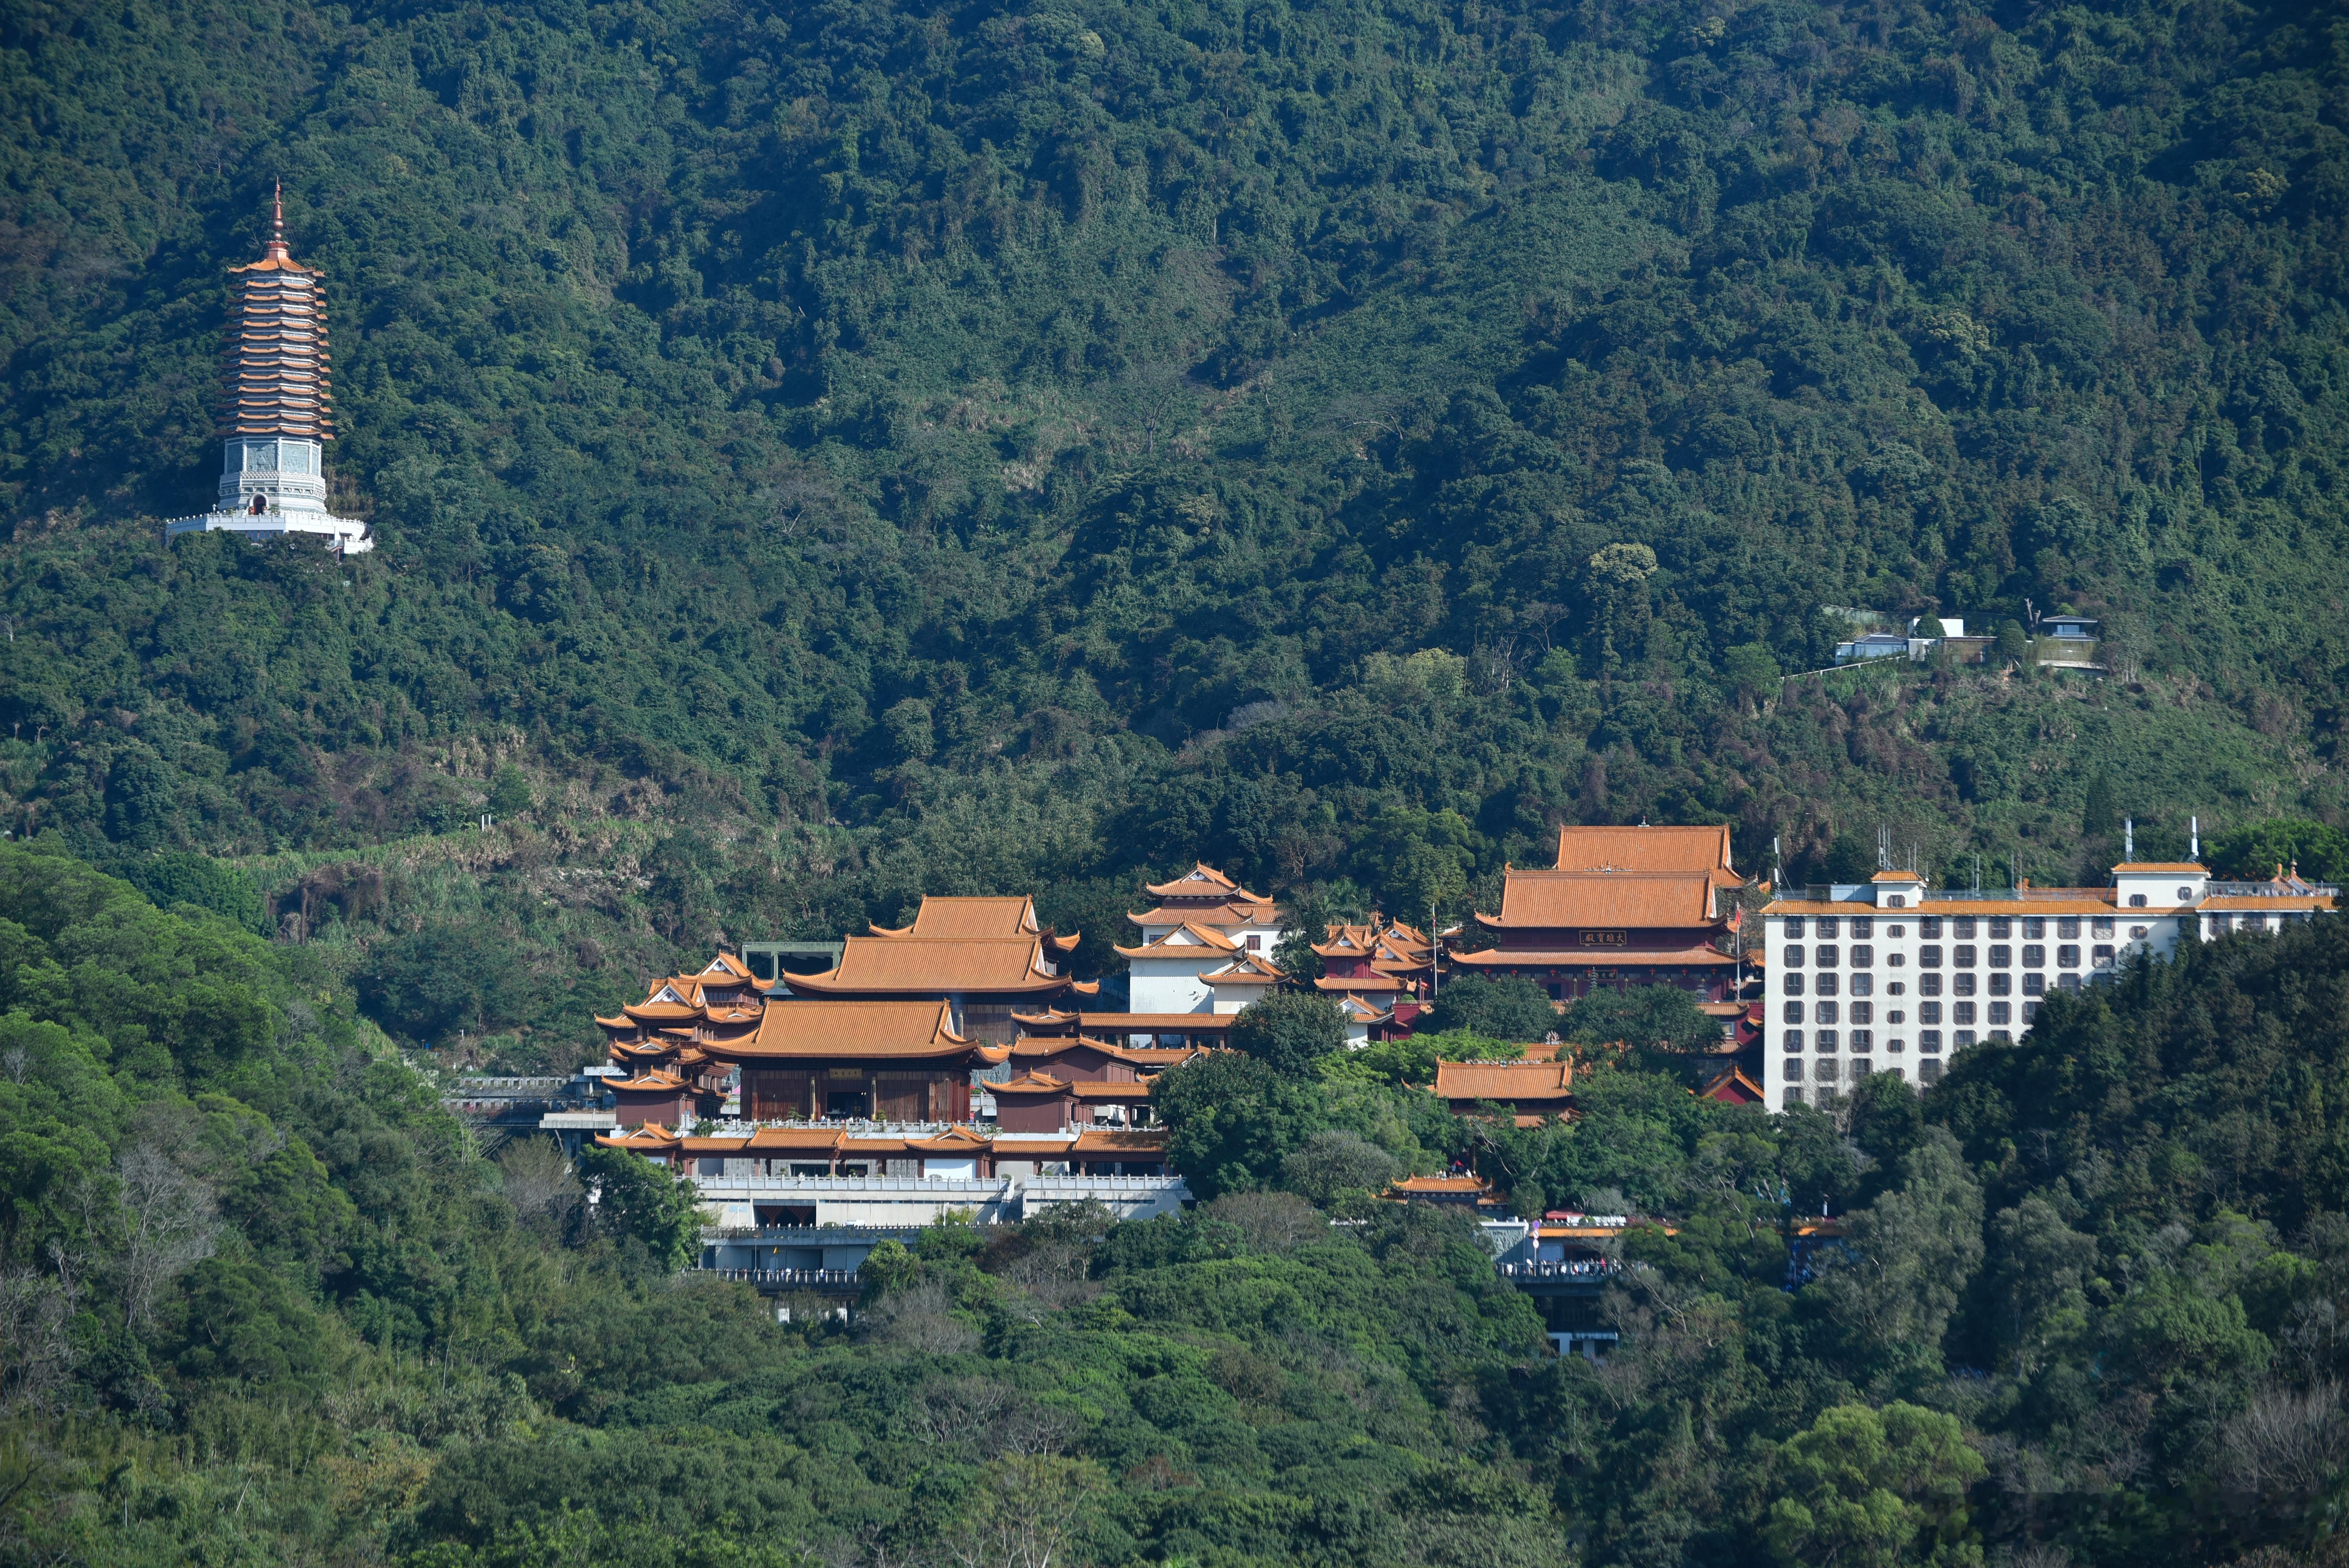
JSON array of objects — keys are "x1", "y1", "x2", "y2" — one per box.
[
  {"x1": 1760, "y1": 861, "x2": 2335, "y2": 1110},
  {"x1": 1117, "y1": 864, "x2": 1285, "y2": 1013}
]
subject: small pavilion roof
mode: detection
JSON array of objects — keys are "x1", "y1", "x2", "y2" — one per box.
[
  {"x1": 1142, "y1": 863, "x2": 1263, "y2": 901},
  {"x1": 1114, "y1": 922, "x2": 1243, "y2": 960}
]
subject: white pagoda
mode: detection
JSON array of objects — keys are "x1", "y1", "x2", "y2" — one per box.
[{"x1": 165, "y1": 186, "x2": 371, "y2": 553}]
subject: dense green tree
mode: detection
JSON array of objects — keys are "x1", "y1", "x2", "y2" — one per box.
[
  {"x1": 1227, "y1": 990, "x2": 1347, "y2": 1078},
  {"x1": 577, "y1": 1147, "x2": 708, "y2": 1274},
  {"x1": 1428, "y1": 976, "x2": 1558, "y2": 1042},
  {"x1": 1764, "y1": 1403, "x2": 1986, "y2": 1568}
]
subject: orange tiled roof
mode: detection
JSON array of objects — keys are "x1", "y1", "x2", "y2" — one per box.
[
  {"x1": 1115, "y1": 922, "x2": 1243, "y2": 960},
  {"x1": 1697, "y1": 1066, "x2": 1766, "y2": 1104},
  {"x1": 870, "y1": 895, "x2": 1056, "y2": 942},
  {"x1": 1391, "y1": 1174, "x2": 1493, "y2": 1194},
  {"x1": 1555, "y1": 824, "x2": 1738, "y2": 883},
  {"x1": 2110, "y1": 862, "x2": 2209, "y2": 874},
  {"x1": 1482, "y1": 872, "x2": 1722, "y2": 929},
  {"x1": 1433, "y1": 1060, "x2": 1574, "y2": 1101},
  {"x1": 713, "y1": 999, "x2": 980, "y2": 1061},
  {"x1": 782, "y1": 934, "x2": 1072, "y2": 995},
  {"x1": 2201, "y1": 894, "x2": 2334, "y2": 912},
  {"x1": 1203, "y1": 951, "x2": 1284, "y2": 982},
  {"x1": 1142, "y1": 864, "x2": 1260, "y2": 900},
  {"x1": 1447, "y1": 944, "x2": 1736, "y2": 967},
  {"x1": 1762, "y1": 893, "x2": 2131, "y2": 915},
  {"x1": 1126, "y1": 896, "x2": 1280, "y2": 928}
]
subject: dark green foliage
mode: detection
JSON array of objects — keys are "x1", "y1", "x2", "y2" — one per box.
[
  {"x1": 1428, "y1": 976, "x2": 1559, "y2": 1043},
  {"x1": 1558, "y1": 983, "x2": 1720, "y2": 1057},
  {"x1": 577, "y1": 1147, "x2": 708, "y2": 1274},
  {"x1": 1227, "y1": 989, "x2": 1347, "y2": 1077},
  {"x1": 1151, "y1": 1051, "x2": 1328, "y2": 1200},
  {"x1": 2208, "y1": 817, "x2": 2349, "y2": 883}
]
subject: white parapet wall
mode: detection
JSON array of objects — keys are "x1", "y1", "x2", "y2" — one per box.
[{"x1": 687, "y1": 1172, "x2": 1189, "y2": 1229}]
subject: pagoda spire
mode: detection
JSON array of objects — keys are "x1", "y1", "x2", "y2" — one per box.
[{"x1": 266, "y1": 180, "x2": 289, "y2": 260}]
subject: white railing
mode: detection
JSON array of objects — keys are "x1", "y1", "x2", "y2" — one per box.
[
  {"x1": 1500, "y1": 1260, "x2": 1624, "y2": 1281},
  {"x1": 693, "y1": 1175, "x2": 1015, "y2": 1193}
]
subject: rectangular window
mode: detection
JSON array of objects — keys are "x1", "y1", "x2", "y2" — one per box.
[
  {"x1": 1852, "y1": 917, "x2": 1874, "y2": 938},
  {"x1": 1783, "y1": 1029, "x2": 1804, "y2": 1049},
  {"x1": 1783, "y1": 1087, "x2": 1805, "y2": 1105},
  {"x1": 1919, "y1": 945, "x2": 1943, "y2": 968},
  {"x1": 1783, "y1": 973, "x2": 1805, "y2": 996},
  {"x1": 2093, "y1": 917, "x2": 2115, "y2": 937},
  {"x1": 1988, "y1": 1001, "x2": 2012, "y2": 1024},
  {"x1": 1816, "y1": 1030, "x2": 1839, "y2": 1051},
  {"x1": 2023, "y1": 1000, "x2": 2042, "y2": 1023},
  {"x1": 1783, "y1": 1057, "x2": 1804, "y2": 1082},
  {"x1": 1989, "y1": 1030, "x2": 2012, "y2": 1043},
  {"x1": 1784, "y1": 916, "x2": 1805, "y2": 938},
  {"x1": 1851, "y1": 944, "x2": 1874, "y2": 968},
  {"x1": 1851, "y1": 1057, "x2": 1873, "y2": 1077},
  {"x1": 1989, "y1": 918, "x2": 2012, "y2": 939},
  {"x1": 1850, "y1": 1001, "x2": 1873, "y2": 1025},
  {"x1": 2023, "y1": 973, "x2": 2046, "y2": 996},
  {"x1": 1815, "y1": 973, "x2": 1839, "y2": 997},
  {"x1": 1919, "y1": 1001, "x2": 1941, "y2": 1024},
  {"x1": 1954, "y1": 974, "x2": 1977, "y2": 996},
  {"x1": 1783, "y1": 946, "x2": 1805, "y2": 967},
  {"x1": 1990, "y1": 973, "x2": 2012, "y2": 996},
  {"x1": 2057, "y1": 944, "x2": 2080, "y2": 968},
  {"x1": 1953, "y1": 1001, "x2": 1976, "y2": 1024},
  {"x1": 2058, "y1": 974, "x2": 2082, "y2": 992},
  {"x1": 1815, "y1": 1001, "x2": 1840, "y2": 1025},
  {"x1": 1920, "y1": 1060, "x2": 1945, "y2": 1084},
  {"x1": 1919, "y1": 1030, "x2": 1942, "y2": 1051},
  {"x1": 1920, "y1": 974, "x2": 1943, "y2": 997},
  {"x1": 1954, "y1": 917, "x2": 1977, "y2": 939},
  {"x1": 1851, "y1": 974, "x2": 1874, "y2": 997},
  {"x1": 1815, "y1": 945, "x2": 1839, "y2": 967},
  {"x1": 1954, "y1": 1030, "x2": 1976, "y2": 1048},
  {"x1": 1784, "y1": 1002, "x2": 1805, "y2": 1024},
  {"x1": 1989, "y1": 944, "x2": 2012, "y2": 968},
  {"x1": 2024, "y1": 918, "x2": 2046, "y2": 939},
  {"x1": 1919, "y1": 917, "x2": 1942, "y2": 939},
  {"x1": 2057, "y1": 917, "x2": 2080, "y2": 939},
  {"x1": 2093, "y1": 944, "x2": 2115, "y2": 966},
  {"x1": 1953, "y1": 945, "x2": 1977, "y2": 968},
  {"x1": 2022, "y1": 944, "x2": 2046, "y2": 967},
  {"x1": 1816, "y1": 917, "x2": 1839, "y2": 938}
]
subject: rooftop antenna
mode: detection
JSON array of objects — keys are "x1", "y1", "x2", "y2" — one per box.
[
  {"x1": 1877, "y1": 825, "x2": 1891, "y2": 871},
  {"x1": 2124, "y1": 818, "x2": 2134, "y2": 859},
  {"x1": 1972, "y1": 853, "x2": 1981, "y2": 894},
  {"x1": 2191, "y1": 816, "x2": 2200, "y2": 861},
  {"x1": 1772, "y1": 835, "x2": 1782, "y2": 890}
]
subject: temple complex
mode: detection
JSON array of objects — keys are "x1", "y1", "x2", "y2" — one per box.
[
  {"x1": 1447, "y1": 824, "x2": 1745, "y2": 1004},
  {"x1": 165, "y1": 186, "x2": 372, "y2": 553},
  {"x1": 1312, "y1": 919, "x2": 1435, "y2": 1037}
]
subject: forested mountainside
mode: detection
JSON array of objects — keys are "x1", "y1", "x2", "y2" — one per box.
[
  {"x1": 11, "y1": 840, "x2": 2349, "y2": 1566},
  {"x1": 3, "y1": 0, "x2": 2347, "y2": 1057}
]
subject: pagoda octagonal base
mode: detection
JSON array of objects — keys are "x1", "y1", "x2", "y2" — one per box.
[{"x1": 165, "y1": 510, "x2": 372, "y2": 554}]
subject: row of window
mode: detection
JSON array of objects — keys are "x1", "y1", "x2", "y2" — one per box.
[
  {"x1": 1782, "y1": 915, "x2": 2116, "y2": 940},
  {"x1": 1783, "y1": 943, "x2": 2119, "y2": 969},
  {"x1": 1782, "y1": 1060, "x2": 1947, "y2": 1091},
  {"x1": 1785, "y1": 1000, "x2": 2006, "y2": 1025},
  {"x1": 1786, "y1": 971, "x2": 2093, "y2": 997}
]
